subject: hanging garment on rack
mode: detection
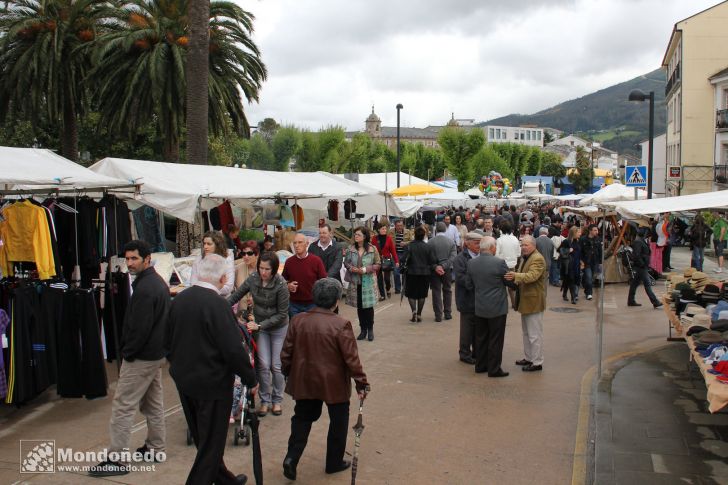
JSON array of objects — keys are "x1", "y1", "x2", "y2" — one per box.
[
  {"x1": 5, "y1": 297, "x2": 32, "y2": 404},
  {"x1": 344, "y1": 199, "x2": 357, "y2": 220},
  {"x1": 55, "y1": 288, "x2": 107, "y2": 399},
  {"x1": 217, "y1": 200, "x2": 234, "y2": 231},
  {"x1": 291, "y1": 204, "x2": 304, "y2": 230},
  {"x1": 328, "y1": 200, "x2": 339, "y2": 221},
  {"x1": 39, "y1": 201, "x2": 63, "y2": 277},
  {"x1": 209, "y1": 206, "x2": 221, "y2": 230},
  {"x1": 53, "y1": 197, "x2": 101, "y2": 287},
  {"x1": 176, "y1": 220, "x2": 203, "y2": 257},
  {"x1": 97, "y1": 195, "x2": 132, "y2": 259},
  {"x1": 132, "y1": 205, "x2": 165, "y2": 253},
  {"x1": 16, "y1": 285, "x2": 51, "y2": 395},
  {"x1": 0, "y1": 200, "x2": 56, "y2": 279},
  {"x1": 0, "y1": 309, "x2": 8, "y2": 400},
  {"x1": 102, "y1": 271, "x2": 130, "y2": 361}
]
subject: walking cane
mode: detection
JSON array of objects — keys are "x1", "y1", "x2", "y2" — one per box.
[{"x1": 350, "y1": 397, "x2": 365, "y2": 485}]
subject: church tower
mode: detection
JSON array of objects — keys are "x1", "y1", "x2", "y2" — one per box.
[{"x1": 365, "y1": 106, "x2": 382, "y2": 137}]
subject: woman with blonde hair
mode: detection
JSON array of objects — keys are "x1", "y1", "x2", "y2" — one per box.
[{"x1": 190, "y1": 230, "x2": 235, "y2": 296}]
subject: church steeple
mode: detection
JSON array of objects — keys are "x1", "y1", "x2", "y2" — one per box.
[{"x1": 365, "y1": 105, "x2": 382, "y2": 136}]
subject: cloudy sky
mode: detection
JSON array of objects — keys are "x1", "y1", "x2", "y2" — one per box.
[{"x1": 237, "y1": 0, "x2": 719, "y2": 131}]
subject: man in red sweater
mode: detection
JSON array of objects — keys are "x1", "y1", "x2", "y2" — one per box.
[{"x1": 283, "y1": 233, "x2": 327, "y2": 317}]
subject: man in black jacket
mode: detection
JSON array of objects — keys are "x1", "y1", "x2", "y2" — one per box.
[
  {"x1": 579, "y1": 224, "x2": 602, "y2": 301},
  {"x1": 628, "y1": 229, "x2": 663, "y2": 309},
  {"x1": 91, "y1": 240, "x2": 170, "y2": 478},
  {"x1": 453, "y1": 232, "x2": 482, "y2": 364},
  {"x1": 168, "y1": 253, "x2": 258, "y2": 485},
  {"x1": 308, "y1": 224, "x2": 343, "y2": 281}
]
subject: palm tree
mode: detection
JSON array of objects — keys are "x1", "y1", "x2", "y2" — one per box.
[
  {"x1": 93, "y1": 0, "x2": 266, "y2": 161},
  {"x1": 185, "y1": 0, "x2": 208, "y2": 164},
  {"x1": 0, "y1": 0, "x2": 109, "y2": 160}
]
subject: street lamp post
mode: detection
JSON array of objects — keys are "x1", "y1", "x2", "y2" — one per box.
[
  {"x1": 628, "y1": 89, "x2": 655, "y2": 199},
  {"x1": 396, "y1": 103, "x2": 403, "y2": 187}
]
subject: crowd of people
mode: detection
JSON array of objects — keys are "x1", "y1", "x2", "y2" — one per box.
[{"x1": 83, "y1": 201, "x2": 728, "y2": 484}]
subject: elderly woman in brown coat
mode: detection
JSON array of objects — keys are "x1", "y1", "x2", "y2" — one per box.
[{"x1": 280, "y1": 278, "x2": 370, "y2": 481}]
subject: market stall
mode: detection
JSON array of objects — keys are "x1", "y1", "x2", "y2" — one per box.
[
  {"x1": 91, "y1": 158, "x2": 402, "y2": 223},
  {"x1": 0, "y1": 147, "x2": 137, "y2": 405}
]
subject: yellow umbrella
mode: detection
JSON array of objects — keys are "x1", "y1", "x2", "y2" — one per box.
[{"x1": 389, "y1": 183, "x2": 445, "y2": 197}]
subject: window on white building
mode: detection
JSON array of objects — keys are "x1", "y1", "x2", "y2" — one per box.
[
  {"x1": 537, "y1": 131, "x2": 542, "y2": 141},
  {"x1": 496, "y1": 128, "x2": 501, "y2": 139},
  {"x1": 722, "y1": 144, "x2": 728, "y2": 165},
  {"x1": 527, "y1": 131, "x2": 531, "y2": 141},
  {"x1": 489, "y1": 128, "x2": 494, "y2": 139}
]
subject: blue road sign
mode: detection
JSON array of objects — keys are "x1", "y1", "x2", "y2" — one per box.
[{"x1": 625, "y1": 165, "x2": 647, "y2": 188}]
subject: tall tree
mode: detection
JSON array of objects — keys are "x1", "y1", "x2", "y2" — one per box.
[
  {"x1": 0, "y1": 0, "x2": 109, "y2": 160},
  {"x1": 93, "y1": 0, "x2": 266, "y2": 161},
  {"x1": 568, "y1": 146, "x2": 593, "y2": 193},
  {"x1": 438, "y1": 127, "x2": 484, "y2": 190},
  {"x1": 295, "y1": 130, "x2": 320, "y2": 171},
  {"x1": 271, "y1": 126, "x2": 300, "y2": 171},
  {"x1": 186, "y1": 0, "x2": 209, "y2": 164}
]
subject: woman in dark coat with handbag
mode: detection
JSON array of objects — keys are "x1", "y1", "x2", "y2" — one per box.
[
  {"x1": 560, "y1": 225, "x2": 582, "y2": 304},
  {"x1": 373, "y1": 224, "x2": 399, "y2": 300},
  {"x1": 402, "y1": 226, "x2": 437, "y2": 322}
]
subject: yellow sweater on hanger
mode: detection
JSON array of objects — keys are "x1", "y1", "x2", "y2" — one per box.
[{"x1": 0, "y1": 200, "x2": 56, "y2": 279}]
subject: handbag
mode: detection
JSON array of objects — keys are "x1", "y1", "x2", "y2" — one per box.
[{"x1": 381, "y1": 257, "x2": 394, "y2": 271}]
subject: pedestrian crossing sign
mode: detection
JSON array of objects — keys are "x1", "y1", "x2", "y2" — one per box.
[{"x1": 625, "y1": 166, "x2": 647, "y2": 187}]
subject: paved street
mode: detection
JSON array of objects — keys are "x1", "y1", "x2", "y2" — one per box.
[{"x1": 0, "y1": 246, "x2": 725, "y2": 485}]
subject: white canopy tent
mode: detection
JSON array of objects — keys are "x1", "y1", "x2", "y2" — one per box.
[
  {"x1": 348, "y1": 172, "x2": 430, "y2": 192},
  {"x1": 614, "y1": 189, "x2": 728, "y2": 218},
  {"x1": 579, "y1": 183, "x2": 646, "y2": 206},
  {"x1": 0, "y1": 147, "x2": 131, "y2": 191},
  {"x1": 90, "y1": 158, "x2": 401, "y2": 222}
]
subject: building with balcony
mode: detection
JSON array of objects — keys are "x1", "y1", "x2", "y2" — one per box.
[
  {"x1": 711, "y1": 67, "x2": 728, "y2": 186},
  {"x1": 483, "y1": 125, "x2": 544, "y2": 147},
  {"x1": 662, "y1": 1, "x2": 728, "y2": 195}
]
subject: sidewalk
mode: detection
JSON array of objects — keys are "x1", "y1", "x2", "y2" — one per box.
[{"x1": 595, "y1": 344, "x2": 728, "y2": 484}]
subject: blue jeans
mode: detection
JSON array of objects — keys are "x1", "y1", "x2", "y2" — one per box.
[
  {"x1": 582, "y1": 263, "x2": 598, "y2": 296},
  {"x1": 691, "y1": 246, "x2": 705, "y2": 271},
  {"x1": 549, "y1": 258, "x2": 560, "y2": 285},
  {"x1": 289, "y1": 302, "x2": 315, "y2": 318},
  {"x1": 255, "y1": 324, "x2": 288, "y2": 405},
  {"x1": 394, "y1": 255, "x2": 403, "y2": 292}
]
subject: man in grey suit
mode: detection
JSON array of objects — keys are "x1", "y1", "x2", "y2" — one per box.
[
  {"x1": 453, "y1": 232, "x2": 483, "y2": 365},
  {"x1": 428, "y1": 222, "x2": 457, "y2": 322},
  {"x1": 535, "y1": 227, "x2": 554, "y2": 292},
  {"x1": 465, "y1": 236, "x2": 509, "y2": 377}
]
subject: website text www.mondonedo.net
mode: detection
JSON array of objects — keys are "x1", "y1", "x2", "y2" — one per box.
[{"x1": 20, "y1": 440, "x2": 164, "y2": 474}]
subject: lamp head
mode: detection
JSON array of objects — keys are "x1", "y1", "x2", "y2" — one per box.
[
  {"x1": 396, "y1": 103, "x2": 403, "y2": 110},
  {"x1": 628, "y1": 89, "x2": 647, "y2": 102}
]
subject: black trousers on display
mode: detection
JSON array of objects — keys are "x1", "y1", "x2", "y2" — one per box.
[
  {"x1": 473, "y1": 314, "x2": 507, "y2": 374},
  {"x1": 56, "y1": 289, "x2": 107, "y2": 398},
  {"x1": 286, "y1": 399, "x2": 350, "y2": 472}
]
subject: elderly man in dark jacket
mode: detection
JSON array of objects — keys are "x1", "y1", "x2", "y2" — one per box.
[
  {"x1": 167, "y1": 254, "x2": 258, "y2": 485},
  {"x1": 628, "y1": 229, "x2": 663, "y2": 309},
  {"x1": 91, "y1": 240, "x2": 170, "y2": 478},
  {"x1": 453, "y1": 232, "x2": 482, "y2": 364},
  {"x1": 428, "y1": 221, "x2": 457, "y2": 322},
  {"x1": 281, "y1": 278, "x2": 369, "y2": 481},
  {"x1": 465, "y1": 236, "x2": 510, "y2": 377}
]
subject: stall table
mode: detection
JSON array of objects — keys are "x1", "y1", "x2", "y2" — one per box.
[{"x1": 685, "y1": 335, "x2": 728, "y2": 413}]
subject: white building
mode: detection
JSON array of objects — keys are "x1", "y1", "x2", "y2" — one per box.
[
  {"x1": 638, "y1": 133, "x2": 667, "y2": 198},
  {"x1": 483, "y1": 125, "x2": 544, "y2": 147},
  {"x1": 548, "y1": 134, "x2": 590, "y2": 149}
]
